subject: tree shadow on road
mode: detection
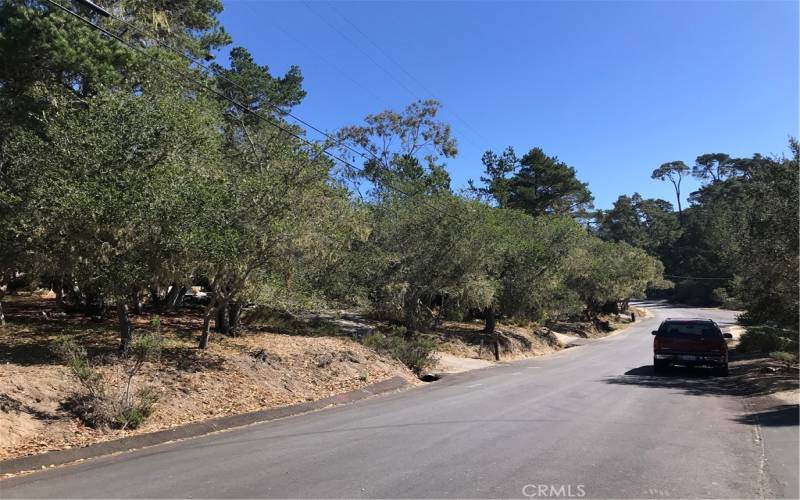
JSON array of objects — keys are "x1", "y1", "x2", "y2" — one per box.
[
  {"x1": 604, "y1": 364, "x2": 799, "y2": 428},
  {"x1": 735, "y1": 405, "x2": 799, "y2": 427}
]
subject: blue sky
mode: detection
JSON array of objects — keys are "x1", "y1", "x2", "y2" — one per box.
[{"x1": 220, "y1": 0, "x2": 798, "y2": 209}]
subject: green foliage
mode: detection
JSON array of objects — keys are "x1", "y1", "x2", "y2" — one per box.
[
  {"x1": 53, "y1": 336, "x2": 101, "y2": 387},
  {"x1": 472, "y1": 146, "x2": 594, "y2": 216},
  {"x1": 601, "y1": 140, "x2": 798, "y2": 330},
  {"x1": 707, "y1": 146, "x2": 799, "y2": 327},
  {"x1": 738, "y1": 326, "x2": 799, "y2": 355},
  {"x1": 52, "y1": 335, "x2": 161, "y2": 429},
  {"x1": 598, "y1": 193, "x2": 679, "y2": 256},
  {"x1": 566, "y1": 239, "x2": 664, "y2": 321},
  {"x1": 363, "y1": 331, "x2": 438, "y2": 376},
  {"x1": 126, "y1": 332, "x2": 162, "y2": 363},
  {"x1": 115, "y1": 387, "x2": 159, "y2": 430},
  {"x1": 336, "y1": 99, "x2": 457, "y2": 198},
  {"x1": 483, "y1": 210, "x2": 588, "y2": 323},
  {"x1": 4, "y1": 78, "x2": 223, "y2": 308},
  {"x1": 2, "y1": 0, "x2": 680, "y2": 356},
  {"x1": 359, "y1": 193, "x2": 488, "y2": 332}
]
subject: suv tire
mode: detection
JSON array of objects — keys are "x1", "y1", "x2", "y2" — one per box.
[{"x1": 654, "y1": 358, "x2": 669, "y2": 373}]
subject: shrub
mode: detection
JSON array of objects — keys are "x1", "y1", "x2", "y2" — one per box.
[
  {"x1": 738, "y1": 326, "x2": 799, "y2": 354},
  {"x1": 53, "y1": 336, "x2": 101, "y2": 388},
  {"x1": 53, "y1": 333, "x2": 161, "y2": 430},
  {"x1": 116, "y1": 387, "x2": 159, "y2": 429},
  {"x1": 363, "y1": 331, "x2": 438, "y2": 376}
]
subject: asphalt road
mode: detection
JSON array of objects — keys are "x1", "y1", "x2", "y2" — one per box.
[{"x1": 3, "y1": 302, "x2": 797, "y2": 498}]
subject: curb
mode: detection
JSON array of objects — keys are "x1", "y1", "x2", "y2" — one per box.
[{"x1": 0, "y1": 376, "x2": 410, "y2": 477}]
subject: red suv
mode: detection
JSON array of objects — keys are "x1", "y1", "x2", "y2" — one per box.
[{"x1": 652, "y1": 318, "x2": 733, "y2": 376}]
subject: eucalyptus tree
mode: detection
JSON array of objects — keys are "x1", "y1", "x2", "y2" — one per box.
[
  {"x1": 335, "y1": 99, "x2": 457, "y2": 199},
  {"x1": 332, "y1": 100, "x2": 471, "y2": 332}
]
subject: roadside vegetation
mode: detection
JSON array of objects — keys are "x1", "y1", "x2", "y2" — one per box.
[
  {"x1": 595, "y1": 143, "x2": 799, "y2": 364},
  {"x1": 0, "y1": 1, "x2": 795, "y2": 456}
]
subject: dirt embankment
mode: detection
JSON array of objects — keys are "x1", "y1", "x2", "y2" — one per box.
[
  {"x1": 0, "y1": 297, "x2": 415, "y2": 461},
  {"x1": 0, "y1": 297, "x2": 647, "y2": 461},
  {"x1": 431, "y1": 307, "x2": 647, "y2": 372}
]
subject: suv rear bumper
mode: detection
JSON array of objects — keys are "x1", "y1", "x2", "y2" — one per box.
[{"x1": 654, "y1": 352, "x2": 727, "y2": 366}]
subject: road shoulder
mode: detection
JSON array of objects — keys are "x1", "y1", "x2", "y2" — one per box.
[{"x1": 0, "y1": 376, "x2": 410, "y2": 478}]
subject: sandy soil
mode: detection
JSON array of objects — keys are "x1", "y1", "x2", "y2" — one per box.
[
  {"x1": 0, "y1": 298, "x2": 415, "y2": 461},
  {"x1": 434, "y1": 352, "x2": 494, "y2": 373}
]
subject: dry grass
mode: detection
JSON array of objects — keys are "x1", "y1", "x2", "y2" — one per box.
[{"x1": 0, "y1": 296, "x2": 415, "y2": 460}]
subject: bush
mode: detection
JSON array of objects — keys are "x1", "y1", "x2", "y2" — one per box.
[
  {"x1": 53, "y1": 334, "x2": 161, "y2": 430},
  {"x1": 363, "y1": 331, "x2": 438, "y2": 376},
  {"x1": 116, "y1": 387, "x2": 159, "y2": 429},
  {"x1": 738, "y1": 326, "x2": 799, "y2": 354},
  {"x1": 53, "y1": 336, "x2": 101, "y2": 387}
]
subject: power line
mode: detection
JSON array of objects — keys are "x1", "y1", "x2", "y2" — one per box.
[
  {"x1": 72, "y1": 0, "x2": 377, "y2": 170},
  {"x1": 301, "y1": 1, "x2": 484, "y2": 152},
  {"x1": 68, "y1": 0, "x2": 456, "y2": 198},
  {"x1": 326, "y1": 2, "x2": 489, "y2": 147},
  {"x1": 302, "y1": 2, "x2": 420, "y2": 104},
  {"x1": 269, "y1": 21, "x2": 390, "y2": 109},
  {"x1": 41, "y1": 0, "x2": 471, "y2": 226}
]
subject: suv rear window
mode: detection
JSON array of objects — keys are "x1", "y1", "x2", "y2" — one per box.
[{"x1": 658, "y1": 322, "x2": 721, "y2": 338}]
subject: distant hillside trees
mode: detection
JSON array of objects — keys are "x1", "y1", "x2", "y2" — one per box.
[{"x1": 598, "y1": 140, "x2": 799, "y2": 329}]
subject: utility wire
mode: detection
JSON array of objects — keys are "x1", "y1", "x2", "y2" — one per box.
[
  {"x1": 326, "y1": 2, "x2": 489, "y2": 147},
  {"x1": 301, "y1": 1, "x2": 484, "y2": 151},
  {"x1": 71, "y1": 0, "x2": 454, "y2": 194},
  {"x1": 42, "y1": 0, "x2": 470, "y2": 226},
  {"x1": 72, "y1": 0, "x2": 376, "y2": 169}
]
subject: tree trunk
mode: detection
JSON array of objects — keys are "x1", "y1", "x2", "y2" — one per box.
[
  {"x1": 131, "y1": 290, "x2": 143, "y2": 315},
  {"x1": 483, "y1": 307, "x2": 496, "y2": 334},
  {"x1": 216, "y1": 301, "x2": 230, "y2": 335},
  {"x1": 167, "y1": 286, "x2": 189, "y2": 311},
  {"x1": 403, "y1": 292, "x2": 418, "y2": 334},
  {"x1": 0, "y1": 297, "x2": 6, "y2": 326},
  {"x1": 675, "y1": 184, "x2": 683, "y2": 226},
  {"x1": 52, "y1": 277, "x2": 65, "y2": 306},
  {"x1": 117, "y1": 302, "x2": 132, "y2": 352},
  {"x1": 150, "y1": 286, "x2": 163, "y2": 310},
  {"x1": 484, "y1": 308, "x2": 500, "y2": 361},
  {"x1": 198, "y1": 299, "x2": 217, "y2": 349},
  {"x1": 229, "y1": 302, "x2": 243, "y2": 336}
]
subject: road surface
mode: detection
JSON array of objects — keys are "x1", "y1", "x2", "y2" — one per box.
[{"x1": 3, "y1": 302, "x2": 798, "y2": 498}]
